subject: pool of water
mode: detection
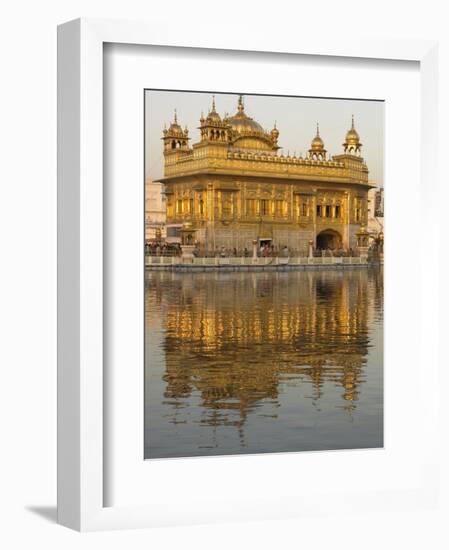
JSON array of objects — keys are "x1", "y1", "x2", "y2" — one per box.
[{"x1": 144, "y1": 268, "x2": 383, "y2": 459}]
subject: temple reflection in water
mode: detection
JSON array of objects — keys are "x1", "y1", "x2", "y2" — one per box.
[{"x1": 145, "y1": 268, "x2": 383, "y2": 459}]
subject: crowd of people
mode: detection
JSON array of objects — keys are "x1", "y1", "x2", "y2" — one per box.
[
  {"x1": 145, "y1": 241, "x2": 365, "y2": 258},
  {"x1": 145, "y1": 242, "x2": 182, "y2": 256}
]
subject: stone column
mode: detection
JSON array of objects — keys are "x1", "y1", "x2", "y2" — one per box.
[
  {"x1": 308, "y1": 239, "x2": 314, "y2": 259},
  {"x1": 252, "y1": 239, "x2": 258, "y2": 263}
]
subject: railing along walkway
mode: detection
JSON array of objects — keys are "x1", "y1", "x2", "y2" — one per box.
[{"x1": 145, "y1": 255, "x2": 368, "y2": 267}]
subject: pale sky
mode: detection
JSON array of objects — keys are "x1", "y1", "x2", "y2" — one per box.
[{"x1": 145, "y1": 90, "x2": 384, "y2": 187}]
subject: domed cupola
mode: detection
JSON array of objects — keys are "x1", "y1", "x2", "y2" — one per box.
[
  {"x1": 198, "y1": 95, "x2": 231, "y2": 143},
  {"x1": 226, "y1": 96, "x2": 278, "y2": 153},
  {"x1": 308, "y1": 123, "x2": 327, "y2": 160},
  {"x1": 226, "y1": 95, "x2": 266, "y2": 135},
  {"x1": 343, "y1": 115, "x2": 362, "y2": 155},
  {"x1": 169, "y1": 110, "x2": 185, "y2": 135},
  {"x1": 270, "y1": 121, "x2": 279, "y2": 146},
  {"x1": 205, "y1": 95, "x2": 222, "y2": 124},
  {"x1": 163, "y1": 109, "x2": 190, "y2": 151}
]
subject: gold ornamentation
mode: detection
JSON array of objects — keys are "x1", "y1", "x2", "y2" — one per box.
[{"x1": 157, "y1": 96, "x2": 374, "y2": 252}]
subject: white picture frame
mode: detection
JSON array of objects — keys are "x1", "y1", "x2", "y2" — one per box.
[{"x1": 57, "y1": 17, "x2": 440, "y2": 531}]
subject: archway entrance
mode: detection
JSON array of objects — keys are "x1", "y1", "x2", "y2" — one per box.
[
  {"x1": 259, "y1": 238, "x2": 272, "y2": 248},
  {"x1": 258, "y1": 238, "x2": 272, "y2": 257},
  {"x1": 316, "y1": 229, "x2": 342, "y2": 251}
]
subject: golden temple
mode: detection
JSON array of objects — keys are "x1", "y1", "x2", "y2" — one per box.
[{"x1": 157, "y1": 95, "x2": 374, "y2": 254}]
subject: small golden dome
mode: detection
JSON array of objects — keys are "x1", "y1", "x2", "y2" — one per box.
[
  {"x1": 169, "y1": 123, "x2": 183, "y2": 135},
  {"x1": 309, "y1": 124, "x2": 326, "y2": 153},
  {"x1": 167, "y1": 109, "x2": 184, "y2": 136},
  {"x1": 207, "y1": 111, "x2": 221, "y2": 123},
  {"x1": 270, "y1": 122, "x2": 279, "y2": 139},
  {"x1": 345, "y1": 116, "x2": 360, "y2": 145},
  {"x1": 311, "y1": 136, "x2": 324, "y2": 150},
  {"x1": 206, "y1": 95, "x2": 221, "y2": 123}
]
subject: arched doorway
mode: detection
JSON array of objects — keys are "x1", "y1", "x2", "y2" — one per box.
[{"x1": 316, "y1": 229, "x2": 342, "y2": 251}]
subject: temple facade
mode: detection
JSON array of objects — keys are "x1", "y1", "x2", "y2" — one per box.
[{"x1": 156, "y1": 96, "x2": 374, "y2": 255}]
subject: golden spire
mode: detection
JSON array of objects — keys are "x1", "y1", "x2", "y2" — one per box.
[
  {"x1": 270, "y1": 120, "x2": 279, "y2": 144},
  {"x1": 308, "y1": 123, "x2": 326, "y2": 159},
  {"x1": 174, "y1": 109, "x2": 178, "y2": 124},
  {"x1": 343, "y1": 115, "x2": 361, "y2": 153},
  {"x1": 310, "y1": 123, "x2": 325, "y2": 151},
  {"x1": 238, "y1": 95, "x2": 244, "y2": 113},
  {"x1": 205, "y1": 94, "x2": 221, "y2": 123}
]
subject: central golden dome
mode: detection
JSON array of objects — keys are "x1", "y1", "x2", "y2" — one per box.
[{"x1": 226, "y1": 96, "x2": 265, "y2": 135}]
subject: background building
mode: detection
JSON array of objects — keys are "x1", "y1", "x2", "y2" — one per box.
[
  {"x1": 156, "y1": 96, "x2": 375, "y2": 255},
  {"x1": 368, "y1": 186, "x2": 384, "y2": 236},
  {"x1": 145, "y1": 178, "x2": 166, "y2": 242},
  {"x1": 374, "y1": 187, "x2": 384, "y2": 217}
]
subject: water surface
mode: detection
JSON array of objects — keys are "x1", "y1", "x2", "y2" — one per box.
[{"x1": 145, "y1": 268, "x2": 383, "y2": 459}]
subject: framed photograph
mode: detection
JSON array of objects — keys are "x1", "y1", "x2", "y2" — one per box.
[
  {"x1": 144, "y1": 89, "x2": 384, "y2": 460},
  {"x1": 58, "y1": 18, "x2": 440, "y2": 531}
]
